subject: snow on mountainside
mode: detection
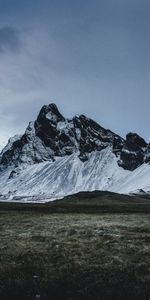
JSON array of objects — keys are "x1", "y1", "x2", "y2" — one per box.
[
  {"x1": 0, "y1": 103, "x2": 150, "y2": 202},
  {"x1": 110, "y1": 163, "x2": 150, "y2": 194},
  {"x1": 0, "y1": 148, "x2": 130, "y2": 201}
]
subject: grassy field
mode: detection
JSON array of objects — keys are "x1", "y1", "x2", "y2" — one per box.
[{"x1": 0, "y1": 191, "x2": 150, "y2": 300}]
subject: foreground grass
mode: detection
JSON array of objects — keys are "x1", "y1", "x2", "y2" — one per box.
[{"x1": 0, "y1": 205, "x2": 150, "y2": 299}]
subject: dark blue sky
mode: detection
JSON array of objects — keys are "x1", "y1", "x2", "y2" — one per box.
[{"x1": 0, "y1": 0, "x2": 150, "y2": 148}]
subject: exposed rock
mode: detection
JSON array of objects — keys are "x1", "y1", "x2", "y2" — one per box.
[
  {"x1": 118, "y1": 133, "x2": 148, "y2": 170},
  {"x1": 126, "y1": 132, "x2": 147, "y2": 150},
  {"x1": 0, "y1": 103, "x2": 149, "y2": 172}
]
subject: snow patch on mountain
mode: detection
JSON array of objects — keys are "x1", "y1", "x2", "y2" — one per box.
[
  {"x1": 0, "y1": 144, "x2": 150, "y2": 202},
  {"x1": 0, "y1": 147, "x2": 130, "y2": 201},
  {"x1": 110, "y1": 163, "x2": 150, "y2": 194}
]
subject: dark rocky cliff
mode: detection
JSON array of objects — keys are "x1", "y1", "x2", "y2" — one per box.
[{"x1": 0, "y1": 103, "x2": 149, "y2": 171}]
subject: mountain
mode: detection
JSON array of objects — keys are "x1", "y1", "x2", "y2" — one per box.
[{"x1": 0, "y1": 103, "x2": 150, "y2": 202}]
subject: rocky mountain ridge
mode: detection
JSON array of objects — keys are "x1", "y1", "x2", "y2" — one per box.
[{"x1": 0, "y1": 103, "x2": 149, "y2": 172}]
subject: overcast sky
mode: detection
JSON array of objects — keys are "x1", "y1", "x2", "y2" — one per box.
[{"x1": 0, "y1": 0, "x2": 150, "y2": 149}]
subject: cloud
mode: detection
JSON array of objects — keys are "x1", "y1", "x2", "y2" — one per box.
[
  {"x1": 0, "y1": 0, "x2": 150, "y2": 149},
  {"x1": 0, "y1": 26, "x2": 21, "y2": 53}
]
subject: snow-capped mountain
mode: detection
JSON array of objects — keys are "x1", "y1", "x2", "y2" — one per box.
[
  {"x1": 0, "y1": 103, "x2": 150, "y2": 202},
  {"x1": 0, "y1": 103, "x2": 124, "y2": 168}
]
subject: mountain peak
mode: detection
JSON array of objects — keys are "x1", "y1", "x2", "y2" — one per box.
[
  {"x1": 37, "y1": 103, "x2": 65, "y2": 124},
  {"x1": 0, "y1": 102, "x2": 150, "y2": 173},
  {"x1": 126, "y1": 132, "x2": 147, "y2": 149}
]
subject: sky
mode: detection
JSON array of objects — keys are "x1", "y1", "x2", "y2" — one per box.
[{"x1": 0, "y1": 0, "x2": 150, "y2": 149}]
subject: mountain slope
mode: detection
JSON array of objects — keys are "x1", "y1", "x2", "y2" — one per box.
[
  {"x1": 0, "y1": 103, "x2": 150, "y2": 201},
  {"x1": 0, "y1": 148, "x2": 130, "y2": 201}
]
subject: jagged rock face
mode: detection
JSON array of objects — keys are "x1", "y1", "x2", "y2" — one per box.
[
  {"x1": 0, "y1": 122, "x2": 54, "y2": 168},
  {"x1": 118, "y1": 133, "x2": 148, "y2": 171},
  {"x1": 73, "y1": 115, "x2": 123, "y2": 160},
  {"x1": 35, "y1": 104, "x2": 124, "y2": 160},
  {"x1": 35, "y1": 104, "x2": 77, "y2": 156},
  {"x1": 126, "y1": 133, "x2": 147, "y2": 149},
  {"x1": 0, "y1": 103, "x2": 149, "y2": 171}
]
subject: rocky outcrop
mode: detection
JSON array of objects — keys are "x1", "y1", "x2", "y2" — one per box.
[{"x1": 118, "y1": 133, "x2": 148, "y2": 171}]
